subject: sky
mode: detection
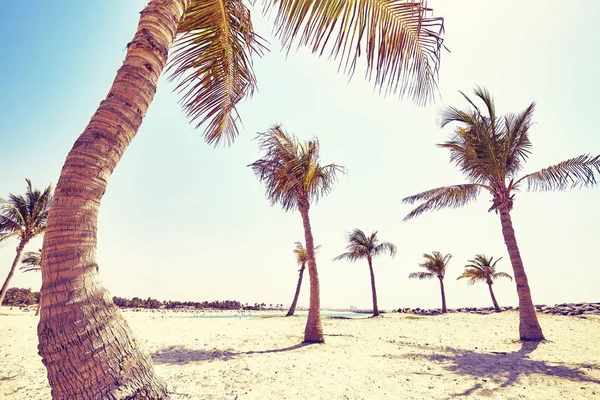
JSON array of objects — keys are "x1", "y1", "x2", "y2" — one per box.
[{"x1": 0, "y1": 1, "x2": 598, "y2": 311}]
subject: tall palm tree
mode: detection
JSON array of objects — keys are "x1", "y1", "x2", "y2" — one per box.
[
  {"x1": 409, "y1": 251, "x2": 451, "y2": 313},
  {"x1": 402, "y1": 87, "x2": 600, "y2": 341},
  {"x1": 333, "y1": 229, "x2": 396, "y2": 316},
  {"x1": 249, "y1": 125, "x2": 344, "y2": 342},
  {"x1": 20, "y1": 249, "x2": 42, "y2": 316},
  {"x1": 457, "y1": 254, "x2": 512, "y2": 313},
  {"x1": 0, "y1": 180, "x2": 52, "y2": 307},
  {"x1": 38, "y1": 1, "x2": 444, "y2": 397},
  {"x1": 286, "y1": 241, "x2": 320, "y2": 317}
]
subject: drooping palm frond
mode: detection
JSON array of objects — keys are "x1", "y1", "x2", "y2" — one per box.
[
  {"x1": 167, "y1": 0, "x2": 266, "y2": 146},
  {"x1": 249, "y1": 125, "x2": 345, "y2": 211},
  {"x1": 491, "y1": 271, "x2": 512, "y2": 281},
  {"x1": 402, "y1": 183, "x2": 483, "y2": 221},
  {"x1": 516, "y1": 154, "x2": 600, "y2": 192},
  {"x1": 20, "y1": 249, "x2": 42, "y2": 273},
  {"x1": 265, "y1": 0, "x2": 445, "y2": 104},
  {"x1": 0, "y1": 180, "x2": 53, "y2": 242},
  {"x1": 408, "y1": 271, "x2": 435, "y2": 280},
  {"x1": 333, "y1": 229, "x2": 396, "y2": 263}
]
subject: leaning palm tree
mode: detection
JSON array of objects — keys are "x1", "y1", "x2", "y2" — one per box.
[
  {"x1": 0, "y1": 180, "x2": 52, "y2": 307},
  {"x1": 409, "y1": 251, "x2": 451, "y2": 313},
  {"x1": 249, "y1": 125, "x2": 344, "y2": 342},
  {"x1": 20, "y1": 249, "x2": 43, "y2": 316},
  {"x1": 402, "y1": 87, "x2": 600, "y2": 341},
  {"x1": 333, "y1": 229, "x2": 396, "y2": 316},
  {"x1": 457, "y1": 254, "x2": 512, "y2": 313},
  {"x1": 38, "y1": 1, "x2": 444, "y2": 397},
  {"x1": 286, "y1": 242, "x2": 320, "y2": 317}
]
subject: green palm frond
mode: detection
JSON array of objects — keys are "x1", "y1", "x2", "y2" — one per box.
[
  {"x1": 410, "y1": 251, "x2": 450, "y2": 279},
  {"x1": 408, "y1": 271, "x2": 435, "y2": 280},
  {"x1": 167, "y1": 0, "x2": 266, "y2": 146},
  {"x1": 402, "y1": 184, "x2": 483, "y2": 221},
  {"x1": 516, "y1": 154, "x2": 600, "y2": 192},
  {"x1": 20, "y1": 249, "x2": 42, "y2": 273},
  {"x1": 293, "y1": 241, "x2": 320, "y2": 266},
  {"x1": 249, "y1": 125, "x2": 345, "y2": 211},
  {"x1": 265, "y1": 0, "x2": 445, "y2": 104},
  {"x1": 456, "y1": 269, "x2": 482, "y2": 285}
]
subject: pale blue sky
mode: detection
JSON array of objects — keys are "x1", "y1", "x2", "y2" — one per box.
[{"x1": 1, "y1": 1, "x2": 598, "y2": 310}]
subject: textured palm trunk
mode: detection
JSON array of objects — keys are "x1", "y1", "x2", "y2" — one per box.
[
  {"x1": 286, "y1": 264, "x2": 305, "y2": 316},
  {"x1": 0, "y1": 240, "x2": 28, "y2": 306},
  {"x1": 299, "y1": 203, "x2": 324, "y2": 343},
  {"x1": 488, "y1": 283, "x2": 501, "y2": 312},
  {"x1": 498, "y1": 209, "x2": 544, "y2": 341},
  {"x1": 367, "y1": 257, "x2": 379, "y2": 316},
  {"x1": 438, "y1": 277, "x2": 447, "y2": 313},
  {"x1": 35, "y1": 293, "x2": 41, "y2": 316},
  {"x1": 38, "y1": 1, "x2": 188, "y2": 398}
]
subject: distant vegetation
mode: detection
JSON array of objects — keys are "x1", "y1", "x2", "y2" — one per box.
[{"x1": 1, "y1": 287, "x2": 39, "y2": 307}]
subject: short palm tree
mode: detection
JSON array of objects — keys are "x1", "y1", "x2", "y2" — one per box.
[
  {"x1": 402, "y1": 87, "x2": 600, "y2": 340},
  {"x1": 333, "y1": 229, "x2": 396, "y2": 316},
  {"x1": 457, "y1": 254, "x2": 512, "y2": 313},
  {"x1": 37, "y1": 1, "x2": 445, "y2": 397},
  {"x1": 249, "y1": 125, "x2": 344, "y2": 342},
  {"x1": 286, "y1": 242, "x2": 321, "y2": 317},
  {"x1": 20, "y1": 249, "x2": 42, "y2": 316},
  {"x1": 409, "y1": 251, "x2": 451, "y2": 313},
  {"x1": 0, "y1": 180, "x2": 52, "y2": 307}
]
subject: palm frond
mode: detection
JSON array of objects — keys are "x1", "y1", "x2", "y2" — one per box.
[
  {"x1": 168, "y1": 0, "x2": 266, "y2": 146},
  {"x1": 408, "y1": 271, "x2": 434, "y2": 280},
  {"x1": 264, "y1": 0, "x2": 444, "y2": 104},
  {"x1": 402, "y1": 184, "x2": 483, "y2": 221},
  {"x1": 517, "y1": 154, "x2": 600, "y2": 192},
  {"x1": 20, "y1": 249, "x2": 42, "y2": 273},
  {"x1": 491, "y1": 271, "x2": 512, "y2": 281},
  {"x1": 372, "y1": 241, "x2": 397, "y2": 258}
]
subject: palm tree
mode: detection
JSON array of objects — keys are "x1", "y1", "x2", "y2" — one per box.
[
  {"x1": 457, "y1": 254, "x2": 512, "y2": 313},
  {"x1": 249, "y1": 125, "x2": 344, "y2": 342},
  {"x1": 333, "y1": 229, "x2": 396, "y2": 316},
  {"x1": 409, "y1": 251, "x2": 451, "y2": 313},
  {"x1": 38, "y1": 1, "x2": 444, "y2": 397},
  {"x1": 286, "y1": 241, "x2": 321, "y2": 317},
  {"x1": 402, "y1": 87, "x2": 600, "y2": 341},
  {"x1": 20, "y1": 249, "x2": 42, "y2": 316},
  {"x1": 0, "y1": 180, "x2": 52, "y2": 307}
]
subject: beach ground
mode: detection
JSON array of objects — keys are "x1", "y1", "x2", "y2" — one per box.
[{"x1": 1, "y1": 307, "x2": 599, "y2": 399}]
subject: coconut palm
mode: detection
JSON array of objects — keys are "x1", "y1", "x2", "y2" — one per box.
[
  {"x1": 20, "y1": 249, "x2": 42, "y2": 316},
  {"x1": 333, "y1": 229, "x2": 396, "y2": 316},
  {"x1": 457, "y1": 254, "x2": 512, "y2": 313},
  {"x1": 249, "y1": 125, "x2": 344, "y2": 342},
  {"x1": 402, "y1": 87, "x2": 600, "y2": 340},
  {"x1": 286, "y1": 242, "x2": 321, "y2": 317},
  {"x1": 409, "y1": 251, "x2": 451, "y2": 313},
  {"x1": 38, "y1": 1, "x2": 444, "y2": 397},
  {"x1": 0, "y1": 180, "x2": 52, "y2": 307}
]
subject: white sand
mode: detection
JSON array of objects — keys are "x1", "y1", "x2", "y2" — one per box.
[{"x1": 1, "y1": 307, "x2": 599, "y2": 399}]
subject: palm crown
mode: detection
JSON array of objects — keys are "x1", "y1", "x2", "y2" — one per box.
[
  {"x1": 409, "y1": 251, "x2": 451, "y2": 280},
  {"x1": 402, "y1": 87, "x2": 600, "y2": 219},
  {"x1": 167, "y1": 0, "x2": 444, "y2": 146},
  {"x1": 0, "y1": 179, "x2": 53, "y2": 244},
  {"x1": 293, "y1": 242, "x2": 321, "y2": 266},
  {"x1": 457, "y1": 254, "x2": 512, "y2": 285},
  {"x1": 334, "y1": 229, "x2": 397, "y2": 262},
  {"x1": 248, "y1": 125, "x2": 345, "y2": 211}
]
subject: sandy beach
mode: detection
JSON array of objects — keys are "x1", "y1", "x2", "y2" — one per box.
[{"x1": 1, "y1": 308, "x2": 598, "y2": 399}]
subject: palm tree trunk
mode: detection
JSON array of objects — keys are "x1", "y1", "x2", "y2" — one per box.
[
  {"x1": 367, "y1": 257, "x2": 379, "y2": 316},
  {"x1": 299, "y1": 203, "x2": 324, "y2": 343},
  {"x1": 37, "y1": 1, "x2": 188, "y2": 398},
  {"x1": 0, "y1": 240, "x2": 27, "y2": 307},
  {"x1": 488, "y1": 283, "x2": 501, "y2": 312},
  {"x1": 286, "y1": 265, "x2": 305, "y2": 316},
  {"x1": 438, "y1": 277, "x2": 447, "y2": 313},
  {"x1": 35, "y1": 293, "x2": 41, "y2": 316},
  {"x1": 498, "y1": 209, "x2": 544, "y2": 341}
]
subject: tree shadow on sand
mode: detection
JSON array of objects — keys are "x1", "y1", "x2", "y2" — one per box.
[
  {"x1": 152, "y1": 343, "x2": 311, "y2": 365},
  {"x1": 402, "y1": 341, "x2": 600, "y2": 398}
]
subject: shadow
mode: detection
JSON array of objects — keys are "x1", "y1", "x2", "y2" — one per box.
[
  {"x1": 398, "y1": 340, "x2": 600, "y2": 398},
  {"x1": 152, "y1": 342, "x2": 313, "y2": 365}
]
